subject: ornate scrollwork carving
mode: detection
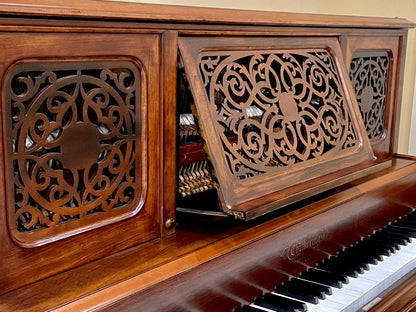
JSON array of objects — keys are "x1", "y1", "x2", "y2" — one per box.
[
  {"x1": 4, "y1": 60, "x2": 144, "y2": 245},
  {"x1": 198, "y1": 50, "x2": 359, "y2": 180},
  {"x1": 349, "y1": 52, "x2": 389, "y2": 141}
]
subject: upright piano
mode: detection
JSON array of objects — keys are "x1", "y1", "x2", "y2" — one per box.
[{"x1": 0, "y1": 1, "x2": 416, "y2": 311}]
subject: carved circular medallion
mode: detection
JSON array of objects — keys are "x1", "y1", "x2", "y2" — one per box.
[
  {"x1": 349, "y1": 53, "x2": 389, "y2": 141},
  {"x1": 4, "y1": 60, "x2": 144, "y2": 246},
  {"x1": 361, "y1": 86, "x2": 374, "y2": 114},
  {"x1": 199, "y1": 50, "x2": 357, "y2": 180},
  {"x1": 60, "y1": 123, "x2": 101, "y2": 171},
  {"x1": 279, "y1": 92, "x2": 298, "y2": 122}
]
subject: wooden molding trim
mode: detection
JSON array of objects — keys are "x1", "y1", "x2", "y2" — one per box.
[{"x1": 0, "y1": 0, "x2": 413, "y2": 29}]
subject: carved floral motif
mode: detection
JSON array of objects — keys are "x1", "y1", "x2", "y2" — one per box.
[
  {"x1": 349, "y1": 53, "x2": 389, "y2": 141},
  {"x1": 198, "y1": 50, "x2": 359, "y2": 180},
  {"x1": 4, "y1": 60, "x2": 143, "y2": 243}
]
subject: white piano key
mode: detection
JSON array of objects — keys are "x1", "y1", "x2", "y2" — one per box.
[
  {"x1": 270, "y1": 291, "x2": 340, "y2": 312},
  {"x1": 250, "y1": 304, "x2": 275, "y2": 312},
  {"x1": 402, "y1": 242, "x2": 416, "y2": 254},
  {"x1": 324, "y1": 288, "x2": 359, "y2": 305},
  {"x1": 342, "y1": 274, "x2": 378, "y2": 293},
  {"x1": 302, "y1": 301, "x2": 340, "y2": 312},
  {"x1": 306, "y1": 232, "x2": 416, "y2": 312},
  {"x1": 330, "y1": 285, "x2": 361, "y2": 298},
  {"x1": 310, "y1": 294, "x2": 346, "y2": 310},
  {"x1": 247, "y1": 225, "x2": 416, "y2": 312},
  {"x1": 360, "y1": 266, "x2": 393, "y2": 282}
]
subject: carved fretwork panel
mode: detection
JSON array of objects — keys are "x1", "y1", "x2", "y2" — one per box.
[
  {"x1": 179, "y1": 37, "x2": 373, "y2": 211},
  {"x1": 4, "y1": 60, "x2": 145, "y2": 247},
  {"x1": 199, "y1": 50, "x2": 359, "y2": 180},
  {"x1": 349, "y1": 51, "x2": 390, "y2": 142}
]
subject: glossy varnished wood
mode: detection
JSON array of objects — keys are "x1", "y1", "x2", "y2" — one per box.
[
  {"x1": 366, "y1": 271, "x2": 416, "y2": 312},
  {"x1": 344, "y1": 36, "x2": 401, "y2": 158},
  {"x1": 1, "y1": 158, "x2": 415, "y2": 311},
  {"x1": 161, "y1": 30, "x2": 178, "y2": 236},
  {"x1": 179, "y1": 36, "x2": 375, "y2": 219},
  {"x1": 0, "y1": 0, "x2": 413, "y2": 28},
  {"x1": 97, "y1": 160, "x2": 416, "y2": 312},
  {"x1": 0, "y1": 2, "x2": 413, "y2": 311},
  {"x1": 0, "y1": 29, "x2": 162, "y2": 294}
]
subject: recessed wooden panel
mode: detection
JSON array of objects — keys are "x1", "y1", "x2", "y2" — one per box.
[
  {"x1": 349, "y1": 51, "x2": 390, "y2": 142},
  {"x1": 179, "y1": 37, "x2": 374, "y2": 215},
  {"x1": 345, "y1": 36, "x2": 399, "y2": 158},
  {"x1": 0, "y1": 31, "x2": 161, "y2": 295},
  {"x1": 3, "y1": 59, "x2": 146, "y2": 247}
]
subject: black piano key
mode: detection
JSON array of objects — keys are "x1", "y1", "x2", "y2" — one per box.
[
  {"x1": 366, "y1": 236, "x2": 399, "y2": 252},
  {"x1": 243, "y1": 210, "x2": 416, "y2": 312},
  {"x1": 255, "y1": 293, "x2": 307, "y2": 312},
  {"x1": 335, "y1": 251, "x2": 376, "y2": 267},
  {"x1": 335, "y1": 251, "x2": 373, "y2": 269},
  {"x1": 346, "y1": 245, "x2": 383, "y2": 262},
  {"x1": 400, "y1": 217, "x2": 416, "y2": 226},
  {"x1": 274, "y1": 287, "x2": 319, "y2": 304},
  {"x1": 372, "y1": 232, "x2": 409, "y2": 245},
  {"x1": 390, "y1": 224, "x2": 416, "y2": 237},
  {"x1": 290, "y1": 278, "x2": 330, "y2": 297},
  {"x1": 300, "y1": 268, "x2": 347, "y2": 288},
  {"x1": 380, "y1": 228, "x2": 413, "y2": 241},
  {"x1": 366, "y1": 243, "x2": 392, "y2": 257},
  {"x1": 275, "y1": 278, "x2": 325, "y2": 304},
  {"x1": 346, "y1": 242, "x2": 389, "y2": 259},
  {"x1": 373, "y1": 232, "x2": 410, "y2": 245},
  {"x1": 317, "y1": 258, "x2": 362, "y2": 277},
  {"x1": 394, "y1": 219, "x2": 416, "y2": 228},
  {"x1": 353, "y1": 237, "x2": 392, "y2": 252},
  {"x1": 240, "y1": 305, "x2": 264, "y2": 312},
  {"x1": 401, "y1": 211, "x2": 416, "y2": 221}
]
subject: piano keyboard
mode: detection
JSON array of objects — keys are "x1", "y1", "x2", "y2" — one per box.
[{"x1": 240, "y1": 209, "x2": 416, "y2": 312}]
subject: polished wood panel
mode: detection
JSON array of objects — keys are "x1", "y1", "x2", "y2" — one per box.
[
  {"x1": 345, "y1": 36, "x2": 401, "y2": 158},
  {"x1": 179, "y1": 36, "x2": 375, "y2": 219},
  {"x1": 4, "y1": 59, "x2": 146, "y2": 248},
  {"x1": 0, "y1": 31, "x2": 162, "y2": 295},
  {"x1": 0, "y1": 2, "x2": 413, "y2": 312},
  {"x1": 364, "y1": 270, "x2": 416, "y2": 311},
  {"x1": 0, "y1": 159, "x2": 414, "y2": 312},
  {"x1": 0, "y1": 0, "x2": 413, "y2": 29},
  {"x1": 161, "y1": 30, "x2": 178, "y2": 236},
  {"x1": 96, "y1": 162, "x2": 416, "y2": 312}
]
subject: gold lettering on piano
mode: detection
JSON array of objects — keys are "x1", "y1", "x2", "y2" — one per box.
[{"x1": 282, "y1": 230, "x2": 328, "y2": 260}]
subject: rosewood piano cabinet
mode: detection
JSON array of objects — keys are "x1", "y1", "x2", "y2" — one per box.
[{"x1": 0, "y1": 1, "x2": 415, "y2": 311}]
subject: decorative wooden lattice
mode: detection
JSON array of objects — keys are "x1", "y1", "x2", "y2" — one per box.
[
  {"x1": 4, "y1": 59, "x2": 145, "y2": 247},
  {"x1": 179, "y1": 37, "x2": 374, "y2": 213},
  {"x1": 199, "y1": 50, "x2": 359, "y2": 180},
  {"x1": 349, "y1": 52, "x2": 389, "y2": 141}
]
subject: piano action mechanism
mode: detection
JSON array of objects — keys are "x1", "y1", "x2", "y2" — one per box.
[{"x1": 0, "y1": 1, "x2": 415, "y2": 311}]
